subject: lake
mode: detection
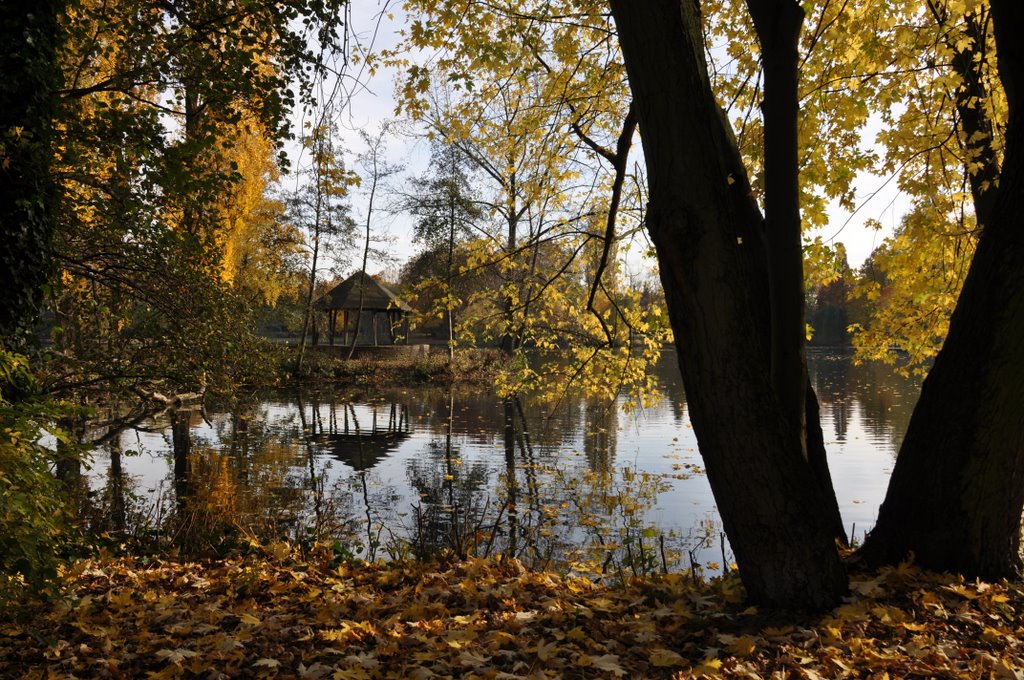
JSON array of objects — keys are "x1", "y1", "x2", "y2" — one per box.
[{"x1": 81, "y1": 349, "x2": 920, "y2": 579}]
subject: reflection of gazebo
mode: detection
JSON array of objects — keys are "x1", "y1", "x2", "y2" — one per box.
[
  {"x1": 314, "y1": 271, "x2": 412, "y2": 346},
  {"x1": 314, "y1": 402, "x2": 412, "y2": 471},
  {"x1": 315, "y1": 431, "x2": 412, "y2": 471}
]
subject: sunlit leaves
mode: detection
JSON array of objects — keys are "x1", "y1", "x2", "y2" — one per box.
[
  {"x1": 383, "y1": 0, "x2": 667, "y2": 404},
  {"x1": 47, "y1": 0, "x2": 351, "y2": 398},
  {"x1": 217, "y1": 118, "x2": 305, "y2": 307},
  {"x1": 390, "y1": 0, "x2": 1004, "y2": 372},
  {"x1": 699, "y1": 0, "x2": 1002, "y2": 365},
  {"x1": 0, "y1": 368, "x2": 72, "y2": 603},
  {"x1": 850, "y1": 202, "x2": 974, "y2": 373}
]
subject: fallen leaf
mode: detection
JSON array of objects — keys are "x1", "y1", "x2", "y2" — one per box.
[
  {"x1": 649, "y1": 648, "x2": 684, "y2": 667},
  {"x1": 590, "y1": 654, "x2": 626, "y2": 676}
]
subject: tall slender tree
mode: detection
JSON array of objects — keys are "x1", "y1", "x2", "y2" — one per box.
[
  {"x1": 291, "y1": 121, "x2": 358, "y2": 372},
  {"x1": 347, "y1": 123, "x2": 401, "y2": 358},
  {"x1": 405, "y1": 141, "x2": 483, "y2": 359}
]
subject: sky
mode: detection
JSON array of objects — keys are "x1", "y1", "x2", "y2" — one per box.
[{"x1": 287, "y1": 1, "x2": 907, "y2": 279}]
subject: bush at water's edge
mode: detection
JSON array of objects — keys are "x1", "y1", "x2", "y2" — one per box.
[{"x1": 284, "y1": 347, "x2": 507, "y2": 387}]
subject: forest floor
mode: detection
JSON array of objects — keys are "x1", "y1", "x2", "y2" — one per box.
[{"x1": 2, "y1": 546, "x2": 1023, "y2": 679}]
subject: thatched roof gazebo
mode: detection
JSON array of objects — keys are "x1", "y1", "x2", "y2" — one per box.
[{"x1": 314, "y1": 271, "x2": 412, "y2": 347}]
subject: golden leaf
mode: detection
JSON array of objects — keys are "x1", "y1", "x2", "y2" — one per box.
[
  {"x1": 649, "y1": 648, "x2": 684, "y2": 667},
  {"x1": 728, "y1": 635, "x2": 757, "y2": 657}
]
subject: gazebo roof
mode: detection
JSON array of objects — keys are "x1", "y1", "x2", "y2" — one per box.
[{"x1": 315, "y1": 271, "x2": 412, "y2": 313}]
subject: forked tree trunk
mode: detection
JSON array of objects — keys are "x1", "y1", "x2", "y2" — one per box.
[
  {"x1": 610, "y1": 0, "x2": 846, "y2": 609},
  {"x1": 860, "y1": 0, "x2": 1024, "y2": 578}
]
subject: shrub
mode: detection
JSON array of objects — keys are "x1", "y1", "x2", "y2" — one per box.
[{"x1": 0, "y1": 348, "x2": 77, "y2": 604}]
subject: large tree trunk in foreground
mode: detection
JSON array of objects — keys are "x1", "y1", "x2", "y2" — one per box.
[
  {"x1": 0, "y1": 0, "x2": 62, "y2": 345},
  {"x1": 861, "y1": 0, "x2": 1024, "y2": 579},
  {"x1": 610, "y1": 0, "x2": 846, "y2": 609}
]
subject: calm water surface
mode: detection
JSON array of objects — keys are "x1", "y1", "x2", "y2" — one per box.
[{"x1": 84, "y1": 349, "x2": 919, "y2": 574}]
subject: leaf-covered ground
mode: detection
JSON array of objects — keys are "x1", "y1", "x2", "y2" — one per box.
[{"x1": 2, "y1": 547, "x2": 1023, "y2": 679}]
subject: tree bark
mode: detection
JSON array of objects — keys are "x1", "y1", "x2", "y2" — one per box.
[
  {"x1": 746, "y1": 0, "x2": 808, "y2": 452},
  {"x1": 0, "y1": 0, "x2": 62, "y2": 345},
  {"x1": 500, "y1": 172, "x2": 520, "y2": 356},
  {"x1": 806, "y1": 383, "x2": 848, "y2": 544},
  {"x1": 610, "y1": 0, "x2": 846, "y2": 609},
  {"x1": 860, "y1": 0, "x2": 1024, "y2": 579}
]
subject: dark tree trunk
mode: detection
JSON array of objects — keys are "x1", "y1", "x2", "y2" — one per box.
[
  {"x1": 806, "y1": 383, "x2": 847, "y2": 544},
  {"x1": 610, "y1": 0, "x2": 846, "y2": 609},
  {"x1": 861, "y1": 0, "x2": 1024, "y2": 579},
  {"x1": 0, "y1": 0, "x2": 62, "y2": 345},
  {"x1": 500, "y1": 183, "x2": 520, "y2": 356},
  {"x1": 56, "y1": 418, "x2": 83, "y2": 490},
  {"x1": 750, "y1": 0, "x2": 847, "y2": 545},
  {"x1": 747, "y1": 0, "x2": 808, "y2": 449},
  {"x1": 297, "y1": 208, "x2": 320, "y2": 372}
]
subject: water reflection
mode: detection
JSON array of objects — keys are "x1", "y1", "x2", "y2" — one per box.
[
  {"x1": 301, "y1": 396, "x2": 412, "y2": 471},
  {"x1": 81, "y1": 351, "x2": 921, "y2": 571},
  {"x1": 809, "y1": 348, "x2": 919, "y2": 453}
]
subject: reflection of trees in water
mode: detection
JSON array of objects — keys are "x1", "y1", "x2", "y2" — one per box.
[
  {"x1": 172, "y1": 409, "x2": 192, "y2": 513},
  {"x1": 165, "y1": 407, "x2": 312, "y2": 552},
  {"x1": 405, "y1": 391, "x2": 492, "y2": 559},
  {"x1": 411, "y1": 387, "x2": 622, "y2": 475},
  {"x1": 406, "y1": 387, "x2": 587, "y2": 454},
  {"x1": 55, "y1": 417, "x2": 90, "y2": 523},
  {"x1": 402, "y1": 394, "x2": 542, "y2": 561},
  {"x1": 810, "y1": 351, "x2": 853, "y2": 443},
  {"x1": 651, "y1": 350, "x2": 688, "y2": 424},
  {"x1": 809, "y1": 350, "x2": 920, "y2": 453},
  {"x1": 84, "y1": 403, "x2": 330, "y2": 552},
  {"x1": 106, "y1": 437, "x2": 127, "y2": 534},
  {"x1": 583, "y1": 398, "x2": 618, "y2": 473},
  {"x1": 502, "y1": 398, "x2": 520, "y2": 557},
  {"x1": 298, "y1": 394, "x2": 406, "y2": 559},
  {"x1": 63, "y1": 416, "x2": 163, "y2": 541},
  {"x1": 75, "y1": 350, "x2": 924, "y2": 571},
  {"x1": 287, "y1": 386, "x2": 684, "y2": 573},
  {"x1": 395, "y1": 390, "x2": 686, "y2": 577}
]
